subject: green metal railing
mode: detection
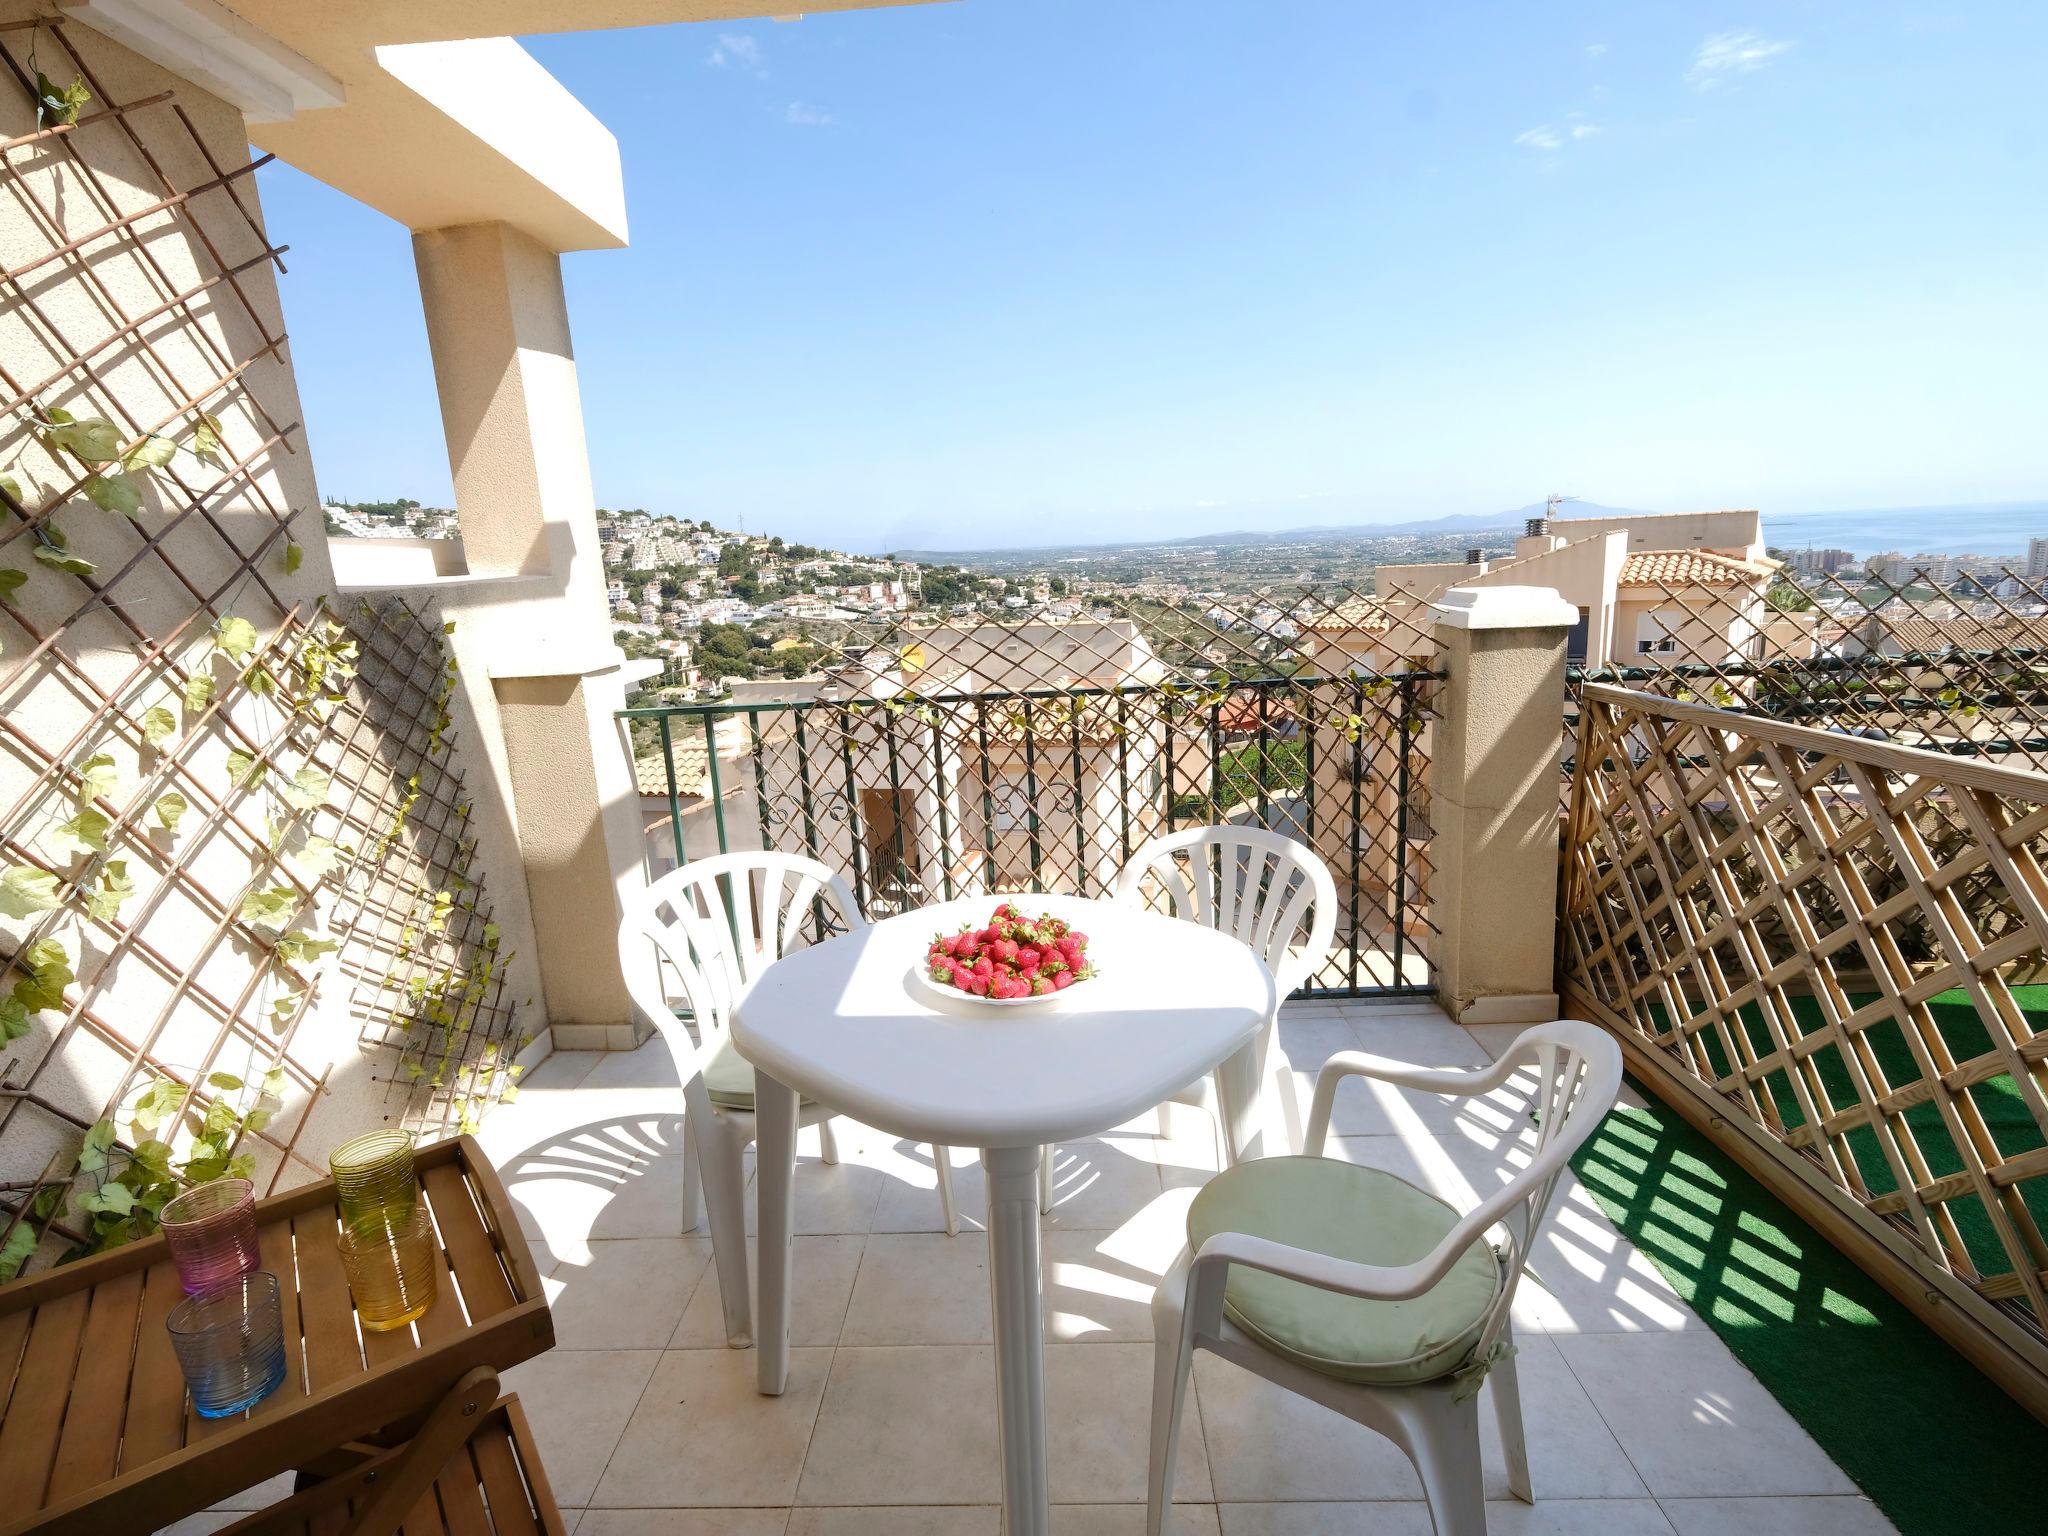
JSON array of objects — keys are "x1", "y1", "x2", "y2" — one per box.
[{"x1": 620, "y1": 671, "x2": 1440, "y2": 998}]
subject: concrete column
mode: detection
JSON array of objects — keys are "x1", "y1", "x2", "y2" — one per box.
[
  {"x1": 414, "y1": 221, "x2": 644, "y2": 1040},
  {"x1": 1429, "y1": 586, "x2": 1578, "y2": 1025}
]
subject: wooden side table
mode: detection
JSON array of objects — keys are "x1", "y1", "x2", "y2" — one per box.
[{"x1": 0, "y1": 1134, "x2": 553, "y2": 1536}]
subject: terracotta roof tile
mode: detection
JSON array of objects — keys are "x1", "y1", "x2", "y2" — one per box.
[
  {"x1": 1616, "y1": 550, "x2": 1775, "y2": 588},
  {"x1": 1882, "y1": 612, "x2": 2048, "y2": 653},
  {"x1": 635, "y1": 738, "x2": 709, "y2": 797}
]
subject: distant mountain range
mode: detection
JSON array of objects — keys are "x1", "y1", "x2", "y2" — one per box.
[
  {"x1": 894, "y1": 500, "x2": 1650, "y2": 561},
  {"x1": 1171, "y1": 500, "x2": 1652, "y2": 546}
]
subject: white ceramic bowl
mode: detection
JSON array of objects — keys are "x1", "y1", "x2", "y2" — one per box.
[{"x1": 907, "y1": 961, "x2": 1085, "y2": 1013}]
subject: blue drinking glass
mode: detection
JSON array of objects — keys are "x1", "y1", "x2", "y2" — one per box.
[{"x1": 166, "y1": 1270, "x2": 288, "y2": 1418}]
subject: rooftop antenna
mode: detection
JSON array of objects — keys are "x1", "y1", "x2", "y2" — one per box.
[{"x1": 1545, "y1": 491, "x2": 1576, "y2": 520}]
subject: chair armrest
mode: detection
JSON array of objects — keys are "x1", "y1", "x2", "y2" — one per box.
[
  {"x1": 1303, "y1": 1050, "x2": 1516, "y2": 1154},
  {"x1": 1190, "y1": 1228, "x2": 1437, "y2": 1304}
]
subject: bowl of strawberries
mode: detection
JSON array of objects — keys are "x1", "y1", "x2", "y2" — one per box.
[{"x1": 912, "y1": 901, "x2": 1098, "y2": 1011}]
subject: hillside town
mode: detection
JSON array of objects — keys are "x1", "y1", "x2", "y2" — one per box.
[{"x1": 318, "y1": 498, "x2": 2048, "y2": 708}]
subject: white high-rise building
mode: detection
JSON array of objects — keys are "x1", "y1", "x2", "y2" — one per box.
[{"x1": 2027, "y1": 537, "x2": 2048, "y2": 579}]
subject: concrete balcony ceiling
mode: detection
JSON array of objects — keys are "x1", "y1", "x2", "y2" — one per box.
[{"x1": 70, "y1": 0, "x2": 945, "y2": 252}]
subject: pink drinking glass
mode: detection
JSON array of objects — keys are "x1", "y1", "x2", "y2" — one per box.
[{"x1": 160, "y1": 1178, "x2": 261, "y2": 1295}]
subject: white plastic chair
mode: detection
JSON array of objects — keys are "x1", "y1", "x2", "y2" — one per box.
[
  {"x1": 1144, "y1": 1020, "x2": 1623, "y2": 1536},
  {"x1": 1041, "y1": 826, "x2": 1336, "y2": 1210},
  {"x1": 619, "y1": 851, "x2": 960, "y2": 1347}
]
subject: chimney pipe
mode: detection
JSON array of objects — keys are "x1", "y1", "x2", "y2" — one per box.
[
  {"x1": 1465, "y1": 547, "x2": 1484, "y2": 565},
  {"x1": 1525, "y1": 517, "x2": 1548, "y2": 537}
]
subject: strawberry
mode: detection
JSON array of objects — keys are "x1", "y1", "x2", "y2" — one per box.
[{"x1": 1051, "y1": 969, "x2": 1075, "y2": 990}]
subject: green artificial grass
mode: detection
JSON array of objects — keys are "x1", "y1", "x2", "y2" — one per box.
[
  {"x1": 1655, "y1": 983, "x2": 2048, "y2": 1285},
  {"x1": 1569, "y1": 1079, "x2": 2048, "y2": 1536}
]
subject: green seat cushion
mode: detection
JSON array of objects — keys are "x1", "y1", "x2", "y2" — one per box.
[
  {"x1": 703, "y1": 1034, "x2": 763, "y2": 1109},
  {"x1": 1186, "y1": 1155, "x2": 1502, "y2": 1386}
]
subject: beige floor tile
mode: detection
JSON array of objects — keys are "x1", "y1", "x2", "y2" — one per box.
[
  {"x1": 153, "y1": 1516, "x2": 240, "y2": 1535},
  {"x1": 1555, "y1": 1333, "x2": 1857, "y2": 1498},
  {"x1": 505, "y1": 1348, "x2": 661, "y2": 1507},
  {"x1": 1517, "y1": 1187, "x2": 1700, "y2": 1335},
  {"x1": 787, "y1": 1511, "x2": 997, "y2": 1536},
  {"x1": 872, "y1": 1154, "x2": 987, "y2": 1233},
  {"x1": 582, "y1": 1154, "x2": 694, "y2": 1239},
  {"x1": 1476, "y1": 1335, "x2": 1646, "y2": 1499},
  {"x1": 1053, "y1": 1504, "x2": 1222, "y2": 1535},
  {"x1": 744, "y1": 1157, "x2": 889, "y2": 1237},
  {"x1": 1469, "y1": 1508, "x2": 1676, "y2": 1536},
  {"x1": 577, "y1": 1513, "x2": 792, "y2": 1536},
  {"x1": 549, "y1": 1237, "x2": 714, "y2": 1350},
  {"x1": 581, "y1": 1046, "x2": 684, "y2": 1090},
  {"x1": 672, "y1": 1234, "x2": 864, "y2": 1348},
  {"x1": 1046, "y1": 1342, "x2": 1212, "y2": 1504},
  {"x1": 1217, "y1": 1501, "x2": 1677, "y2": 1535},
  {"x1": 1042, "y1": 1139, "x2": 1167, "y2": 1230},
  {"x1": 593, "y1": 1347, "x2": 832, "y2": 1508},
  {"x1": 519, "y1": 1050, "x2": 606, "y2": 1091},
  {"x1": 1192, "y1": 1353, "x2": 1422, "y2": 1502},
  {"x1": 862, "y1": 1139, "x2": 987, "y2": 1232},
  {"x1": 1660, "y1": 1497, "x2": 1896, "y2": 1535},
  {"x1": 1045, "y1": 1227, "x2": 1167, "y2": 1341},
  {"x1": 841, "y1": 1231, "x2": 993, "y2": 1344},
  {"x1": 507, "y1": 1168, "x2": 625, "y2": 1263},
  {"x1": 797, "y1": 1345, "x2": 1000, "y2": 1506},
  {"x1": 501, "y1": 1114, "x2": 691, "y2": 1257}
]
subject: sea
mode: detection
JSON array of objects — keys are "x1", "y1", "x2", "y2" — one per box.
[{"x1": 1768, "y1": 502, "x2": 2048, "y2": 559}]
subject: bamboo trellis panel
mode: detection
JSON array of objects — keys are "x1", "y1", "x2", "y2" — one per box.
[
  {"x1": 0, "y1": 22, "x2": 519, "y2": 1277},
  {"x1": 1561, "y1": 680, "x2": 2048, "y2": 1414}
]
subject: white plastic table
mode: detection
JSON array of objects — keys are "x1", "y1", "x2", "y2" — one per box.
[{"x1": 731, "y1": 892, "x2": 1278, "y2": 1536}]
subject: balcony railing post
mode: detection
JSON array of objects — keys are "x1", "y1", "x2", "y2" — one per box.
[
  {"x1": 658, "y1": 713, "x2": 686, "y2": 873},
  {"x1": 1429, "y1": 586, "x2": 1578, "y2": 1025}
]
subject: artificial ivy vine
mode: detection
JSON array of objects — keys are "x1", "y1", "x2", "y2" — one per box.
[
  {"x1": 1, "y1": 399, "x2": 303, "y2": 660},
  {"x1": 0, "y1": 575, "x2": 354, "y2": 1273},
  {"x1": 0, "y1": 1068, "x2": 283, "y2": 1280}
]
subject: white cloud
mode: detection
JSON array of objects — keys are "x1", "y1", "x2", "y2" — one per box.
[
  {"x1": 785, "y1": 100, "x2": 833, "y2": 128},
  {"x1": 1515, "y1": 125, "x2": 1564, "y2": 150},
  {"x1": 1688, "y1": 30, "x2": 1794, "y2": 89},
  {"x1": 1570, "y1": 122, "x2": 1603, "y2": 140},
  {"x1": 707, "y1": 33, "x2": 765, "y2": 74},
  {"x1": 1586, "y1": 42, "x2": 1609, "y2": 58}
]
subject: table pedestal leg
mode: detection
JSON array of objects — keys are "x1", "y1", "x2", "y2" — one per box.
[
  {"x1": 755, "y1": 1072, "x2": 799, "y2": 1396},
  {"x1": 1215, "y1": 1031, "x2": 1270, "y2": 1166},
  {"x1": 982, "y1": 1143, "x2": 1050, "y2": 1536}
]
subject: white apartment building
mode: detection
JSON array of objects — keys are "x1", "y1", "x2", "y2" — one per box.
[{"x1": 1374, "y1": 509, "x2": 1787, "y2": 667}]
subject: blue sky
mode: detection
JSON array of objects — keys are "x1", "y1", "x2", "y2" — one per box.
[{"x1": 261, "y1": 2, "x2": 2045, "y2": 552}]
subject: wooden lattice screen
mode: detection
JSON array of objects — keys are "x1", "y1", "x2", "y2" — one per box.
[
  {"x1": 1561, "y1": 680, "x2": 2048, "y2": 1416},
  {"x1": 0, "y1": 20, "x2": 522, "y2": 1276}
]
